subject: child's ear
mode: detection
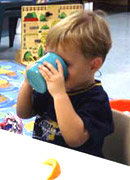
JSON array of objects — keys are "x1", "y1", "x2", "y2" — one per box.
[{"x1": 90, "y1": 57, "x2": 103, "y2": 71}]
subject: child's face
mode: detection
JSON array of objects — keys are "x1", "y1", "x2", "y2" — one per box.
[{"x1": 49, "y1": 46, "x2": 95, "y2": 92}]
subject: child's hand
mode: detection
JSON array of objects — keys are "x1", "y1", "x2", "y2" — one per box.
[{"x1": 38, "y1": 60, "x2": 66, "y2": 98}]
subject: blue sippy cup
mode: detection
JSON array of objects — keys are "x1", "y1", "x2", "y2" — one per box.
[{"x1": 26, "y1": 52, "x2": 68, "y2": 93}]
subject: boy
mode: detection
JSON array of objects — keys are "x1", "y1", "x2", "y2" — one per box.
[{"x1": 17, "y1": 10, "x2": 114, "y2": 158}]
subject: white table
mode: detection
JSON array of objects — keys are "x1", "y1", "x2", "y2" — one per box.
[{"x1": 0, "y1": 129, "x2": 130, "y2": 180}]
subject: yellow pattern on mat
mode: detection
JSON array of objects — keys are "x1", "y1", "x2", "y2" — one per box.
[{"x1": 24, "y1": 121, "x2": 35, "y2": 131}]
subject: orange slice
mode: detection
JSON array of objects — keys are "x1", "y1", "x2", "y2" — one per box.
[{"x1": 43, "y1": 158, "x2": 61, "y2": 180}]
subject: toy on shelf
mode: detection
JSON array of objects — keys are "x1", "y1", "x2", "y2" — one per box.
[
  {"x1": 27, "y1": 52, "x2": 68, "y2": 93},
  {"x1": 18, "y1": 3, "x2": 83, "y2": 65}
]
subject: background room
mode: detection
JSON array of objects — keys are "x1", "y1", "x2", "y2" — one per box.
[
  {"x1": 0, "y1": 0, "x2": 130, "y2": 167},
  {"x1": 1, "y1": 0, "x2": 130, "y2": 99}
]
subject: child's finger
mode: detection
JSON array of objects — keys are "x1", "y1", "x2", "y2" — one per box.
[
  {"x1": 39, "y1": 65, "x2": 50, "y2": 80},
  {"x1": 56, "y1": 59, "x2": 63, "y2": 74},
  {"x1": 43, "y1": 61, "x2": 57, "y2": 74}
]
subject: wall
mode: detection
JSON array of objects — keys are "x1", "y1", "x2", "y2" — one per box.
[
  {"x1": 94, "y1": 0, "x2": 128, "y2": 6},
  {"x1": 93, "y1": 0, "x2": 129, "y2": 12}
]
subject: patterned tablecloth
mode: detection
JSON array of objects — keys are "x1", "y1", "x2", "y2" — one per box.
[{"x1": 0, "y1": 60, "x2": 35, "y2": 137}]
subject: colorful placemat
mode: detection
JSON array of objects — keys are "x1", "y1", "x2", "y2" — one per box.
[{"x1": 0, "y1": 60, "x2": 35, "y2": 137}]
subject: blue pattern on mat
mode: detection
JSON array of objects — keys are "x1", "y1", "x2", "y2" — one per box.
[{"x1": 0, "y1": 60, "x2": 35, "y2": 137}]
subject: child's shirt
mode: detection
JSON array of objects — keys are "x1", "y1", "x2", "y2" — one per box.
[{"x1": 32, "y1": 80, "x2": 114, "y2": 158}]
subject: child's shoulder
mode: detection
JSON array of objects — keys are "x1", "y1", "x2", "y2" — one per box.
[
  {"x1": 68, "y1": 80, "x2": 110, "y2": 107},
  {"x1": 68, "y1": 80, "x2": 105, "y2": 98}
]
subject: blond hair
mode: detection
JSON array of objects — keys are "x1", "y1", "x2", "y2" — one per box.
[{"x1": 46, "y1": 10, "x2": 112, "y2": 62}]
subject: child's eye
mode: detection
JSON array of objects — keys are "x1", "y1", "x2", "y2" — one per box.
[
  {"x1": 63, "y1": 59, "x2": 71, "y2": 67},
  {"x1": 65, "y1": 62, "x2": 71, "y2": 66}
]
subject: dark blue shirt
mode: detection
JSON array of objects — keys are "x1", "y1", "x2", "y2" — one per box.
[{"x1": 33, "y1": 80, "x2": 114, "y2": 158}]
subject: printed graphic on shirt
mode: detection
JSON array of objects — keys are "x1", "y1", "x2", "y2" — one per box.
[
  {"x1": 40, "y1": 119, "x2": 61, "y2": 141},
  {"x1": 33, "y1": 114, "x2": 61, "y2": 141}
]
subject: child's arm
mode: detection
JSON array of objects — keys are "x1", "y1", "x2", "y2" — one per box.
[
  {"x1": 17, "y1": 65, "x2": 35, "y2": 119},
  {"x1": 17, "y1": 79, "x2": 34, "y2": 119},
  {"x1": 38, "y1": 60, "x2": 90, "y2": 147},
  {"x1": 54, "y1": 94, "x2": 90, "y2": 147}
]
